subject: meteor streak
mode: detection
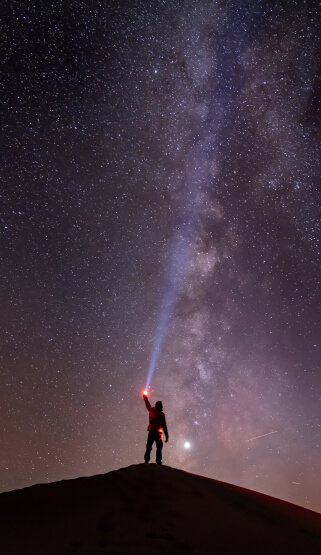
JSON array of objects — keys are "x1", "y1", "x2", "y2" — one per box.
[{"x1": 245, "y1": 430, "x2": 278, "y2": 443}]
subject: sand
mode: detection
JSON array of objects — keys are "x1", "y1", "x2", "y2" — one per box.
[{"x1": 1, "y1": 463, "x2": 321, "y2": 554}]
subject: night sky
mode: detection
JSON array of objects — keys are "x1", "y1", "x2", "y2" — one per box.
[{"x1": 1, "y1": 1, "x2": 321, "y2": 513}]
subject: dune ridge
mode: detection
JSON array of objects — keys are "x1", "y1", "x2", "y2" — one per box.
[{"x1": 1, "y1": 463, "x2": 321, "y2": 554}]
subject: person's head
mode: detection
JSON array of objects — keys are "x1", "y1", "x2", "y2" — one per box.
[{"x1": 155, "y1": 400, "x2": 163, "y2": 411}]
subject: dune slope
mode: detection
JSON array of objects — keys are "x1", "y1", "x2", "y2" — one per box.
[{"x1": 1, "y1": 464, "x2": 321, "y2": 554}]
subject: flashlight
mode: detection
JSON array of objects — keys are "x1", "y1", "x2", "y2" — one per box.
[{"x1": 143, "y1": 390, "x2": 148, "y2": 396}]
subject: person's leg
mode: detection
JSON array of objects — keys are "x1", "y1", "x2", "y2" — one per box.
[
  {"x1": 155, "y1": 433, "x2": 163, "y2": 465},
  {"x1": 144, "y1": 431, "x2": 155, "y2": 463}
]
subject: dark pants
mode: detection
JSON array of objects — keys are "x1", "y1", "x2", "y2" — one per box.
[{"x1": 144, "y1": 430, "x2": 163, "y2": 465}]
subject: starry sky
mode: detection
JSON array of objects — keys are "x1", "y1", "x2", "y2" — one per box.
[{"x1": 1, "y1": 0, "x2": 321, "y2": 512}]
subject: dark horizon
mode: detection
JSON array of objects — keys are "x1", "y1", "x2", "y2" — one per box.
[{"x1": 1, "y1": 464, "x2": 321, "y2": 554}]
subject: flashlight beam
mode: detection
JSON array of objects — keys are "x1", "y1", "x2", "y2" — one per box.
[
  {"x1": 245, "y1": 430, "x2": 278, "y2": 443},
  {"x1": 146, "y1": 232, "x2": 190, "y2": 390}
]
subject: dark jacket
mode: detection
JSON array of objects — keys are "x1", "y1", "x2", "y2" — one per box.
[{"x1": 144, "y1": 396, "x2": 168, "y2": 440}]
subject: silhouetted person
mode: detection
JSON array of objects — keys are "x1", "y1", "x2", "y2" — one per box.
[{"x1": 143, "y1": 392, "x2": 168, "y2": 465}]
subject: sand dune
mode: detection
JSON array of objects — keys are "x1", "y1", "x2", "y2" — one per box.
[{"x1": 0, "y1": 464, "x2": 320, "y2": 554}]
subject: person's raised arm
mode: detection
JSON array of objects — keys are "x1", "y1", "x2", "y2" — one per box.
[{"x1": 143, "y1": 392, "x2": 151, "y2": 409}]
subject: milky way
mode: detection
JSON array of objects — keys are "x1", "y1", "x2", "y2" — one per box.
[{"x1": 1, "y1": 1, "x2": 321, "y2": 512}]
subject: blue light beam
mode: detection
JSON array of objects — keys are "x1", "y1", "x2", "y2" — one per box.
[{"x1": 146, "y1": 231, "x2": 190, "y2": 389}]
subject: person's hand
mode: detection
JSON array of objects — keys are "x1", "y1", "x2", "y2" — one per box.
[{"x1": 165, "y1": 437, "x2": 169, "y2": 443}]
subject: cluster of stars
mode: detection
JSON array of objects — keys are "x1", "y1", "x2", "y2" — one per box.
[{"x1": 1, "y1": 0, "x2": 320, "y2": 514}]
